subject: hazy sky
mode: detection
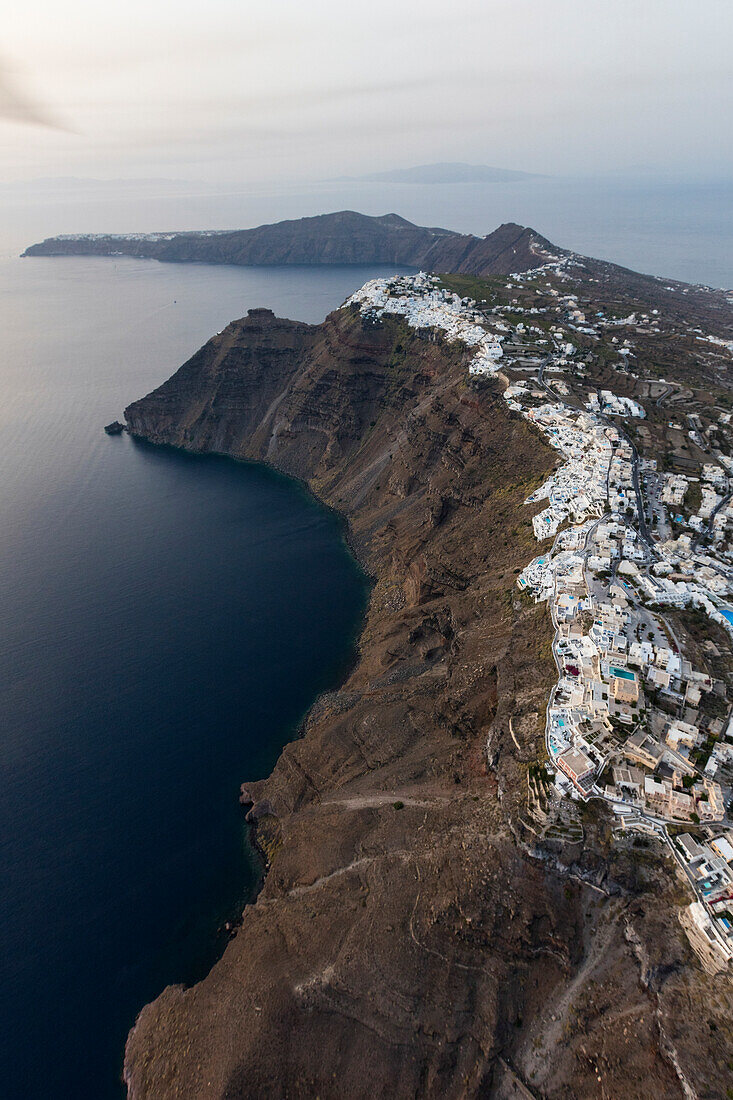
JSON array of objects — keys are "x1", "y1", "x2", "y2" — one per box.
[{"x1": 2, "y1": 0, "x2": 732, "y2": 183}]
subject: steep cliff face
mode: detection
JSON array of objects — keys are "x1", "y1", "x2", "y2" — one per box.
[
  {"x1": 125, "y1": 305, "x2": 407, "y2": 485},
  {"x1": 126, "y1": 308, "x2": 317, "y2": 460},
  {"x1": 24, "y1": 213, "x2": 562, "y2": 276},
  {"x1": 122, "y1": 305, "x2": 728, "y2": 1099}
]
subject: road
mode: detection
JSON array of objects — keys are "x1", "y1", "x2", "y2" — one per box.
[
  {"x1": 655, "y1": 383, "x2": 674, "y2": 407},
  {"x1": 692, "y1": 489, "x2": 733, "y2": 552}
]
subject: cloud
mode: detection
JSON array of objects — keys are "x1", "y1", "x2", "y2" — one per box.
[
  {"x1": 230, "y1": 75, "x2": 438, "y2": 114},
  {"x1": 0, "y1": 59, "x2": 68, "y2": 130}
]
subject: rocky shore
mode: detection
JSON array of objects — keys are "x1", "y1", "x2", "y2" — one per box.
[{"x1": 122, "y1": 291, "x2": 732, "y2": 1097}]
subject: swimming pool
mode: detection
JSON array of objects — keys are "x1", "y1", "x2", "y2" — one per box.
[{"x1": 610, "y1": 666, "x2": 636, "y2": 680}]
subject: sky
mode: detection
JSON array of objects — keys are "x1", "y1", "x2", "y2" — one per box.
[{"x1": 1, "y1": 0, "x2": 732, "y2": 184}]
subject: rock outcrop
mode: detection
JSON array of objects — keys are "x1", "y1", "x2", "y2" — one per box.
[{"x1": 122, "y1": 300, "x2": 733, "y2": 1099}]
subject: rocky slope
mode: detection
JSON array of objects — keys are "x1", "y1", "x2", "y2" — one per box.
[
  {"x1": 23, "y1": 212, "x2": 561, "y2": 275},
  {"x1": 122, "y1": 302, "x2": 733, "y2": 1098}
]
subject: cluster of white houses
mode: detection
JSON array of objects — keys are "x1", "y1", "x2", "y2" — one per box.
[
  {"x1": 345, "y1": 270, "x2": 733, "y2": 970},
  {"x1": 512, "y1": 396, "x2": 729, "y2": 821},
  {"x1": 347, "y1": 273, "x2": 505, "y2": 377},
  {"x1": 503, "y1": 345, "x2": 733, "y2": 971},
  {"x1": 519, "y1": 405, "x2": 616, "y2": 540},
  {"x1": 587, "y1": 389, "x2": 646, "y2": 419},
  {"x1": 345, "y1": 277, "x2": 733, "y2": 815},
  {"x1": 659, "y1": 466, "x2": 733, "y2": 550},
  {"x1": 502, "y1": 374, "x2": 733, "y2": 817}
]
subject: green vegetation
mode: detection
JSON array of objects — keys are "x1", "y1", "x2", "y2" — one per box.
[
  {"x1": 683, "y1": 481, "x2": 702, "y2": 514},
  {"x1": 388, "y1": 336, "x2": 408, "y2": 371},
  {"x1": 437, "y1": 274, "x2": 503, "y2": 303},
  {"x1": 701, "y1": 691, "x2": 729, "y2": 721}
]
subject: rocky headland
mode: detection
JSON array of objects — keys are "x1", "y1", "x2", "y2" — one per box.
[
  {"x1": 120, "y1": 244, "x2": 733, "y2": 1099},
  {"x1": 23, "y1": 212, "x2": 560, "y2": 275}
]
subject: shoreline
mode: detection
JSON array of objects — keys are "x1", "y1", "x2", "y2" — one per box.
[{"x1": 126, "y1": 432, "x2": 375, "y2": 908}]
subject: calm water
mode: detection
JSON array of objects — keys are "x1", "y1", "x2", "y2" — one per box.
[{"x1": 0, "y1": 257, "x2": 414, "y2": 1098}]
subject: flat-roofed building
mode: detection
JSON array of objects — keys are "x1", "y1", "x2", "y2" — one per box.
[
  {"x1": 666, "y1": 720, "x2": 700, "y2": 752},
  {"x1": 647, "y1": 666, "x2": 671, "y2": 690},
  {"x1": 680, "y1": 902, "x2": 733, "y2": 974},
  {"x1": 644, "y1": 777, "x2": 694, "y2": 820},
  {"x1": 644, "y1": 775, "x2": 668, "y2": 809},
  {"x1": 557, "y1": 747, "x2": 596, "y2": 794},
  {"x1": 685, "y1": 682, "x2": 702, "y2": 707},
  {"x1": 625, "y1": 729, "x2": 664, "y2": 769},
  {"x1": 711, "y1": 835, "x2": 733, "y2": 863},
  {"x1": 668, "y1": 788, "x2": 694, "y2": 819},
  {"x1": 613, "y1": 764, "x2": 645, "y2": 799},
  {"x1": 678, "y1": 834, "x2": 705, "y2": 862},
  {"x1": 584, "y1": 679, "x2": 609, "y2": 718},
  {"x1": 699, "y1": 781, "x2": 726, "y2": 821}
]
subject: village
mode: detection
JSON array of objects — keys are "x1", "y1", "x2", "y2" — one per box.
[{"x1": 348, "y1": 270, "x2": 733, "y2": 972}]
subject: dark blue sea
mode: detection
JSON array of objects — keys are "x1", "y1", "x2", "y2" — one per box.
[{"x1": 0, "y1": 257, "x2": 410, "y2": 1099}]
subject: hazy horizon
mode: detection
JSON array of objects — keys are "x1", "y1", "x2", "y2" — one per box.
[{"x1": 3, "y1": 1, "x2": 732, "y2": 185}]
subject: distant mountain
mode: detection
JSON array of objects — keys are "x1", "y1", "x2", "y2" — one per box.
[
  {"x1": 336, "y1": 163, "x2": 541, "y2": 184},
  {"x1": 22, "y1": 211, "x2": 561, "y2": 276}
]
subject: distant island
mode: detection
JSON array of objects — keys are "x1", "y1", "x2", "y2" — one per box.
[
  {"x1": 23, "y1": 210, "x2": 712, "y2": 300},
  {"x1": 23, "y1": 212, "x2": 559, "y2": 274},
  {"x1": 334, "y1": 162, "x2": 542, "y2": 184}
]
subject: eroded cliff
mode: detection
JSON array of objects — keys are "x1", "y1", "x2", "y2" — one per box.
[{"x1": 122, "y1": 304, "x2": 732, "y2": 1099}]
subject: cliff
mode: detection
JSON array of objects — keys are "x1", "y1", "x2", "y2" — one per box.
[
  {"x1": 23, "y1": 212, "x2": 561, "y2": 276},
  {"x1": 122, "y1": 302, "x2": 729, "y2": 1099}
]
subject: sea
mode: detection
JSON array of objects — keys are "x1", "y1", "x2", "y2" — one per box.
[
  {"x1": 0, "y1": 252, "x2": 410, "y2": 1099},
  {"x1": 0, "y1": 174, "x2": 731, "y2": 1098}
]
